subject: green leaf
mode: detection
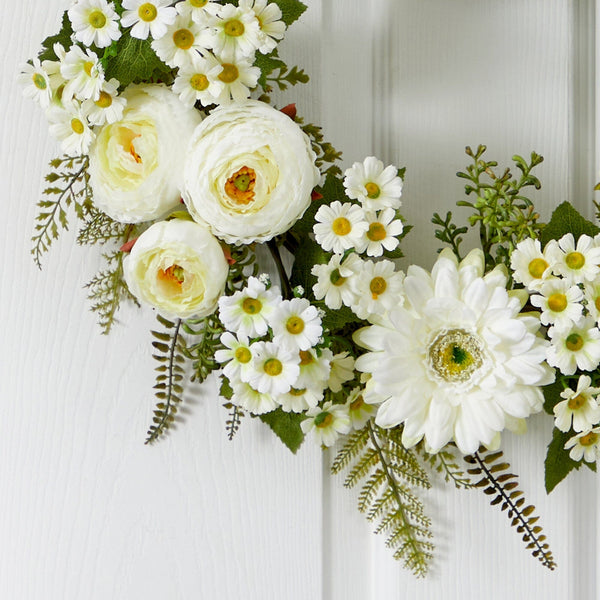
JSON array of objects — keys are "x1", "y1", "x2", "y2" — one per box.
[
  {"x1": 38, "y1": 11, "x2": 74, "y2": 61},
  {"x1": 544, "y1": 427, "x2": 583, "y2": 493},
  {"x1": 254, "y1": 50, "x2": 286, "y2": 92},
  {"x1": 270, "y1": 0, "x2": 308, "y2": 26},
  {"x1": 540, "y1": 201, "x2": 600, "y2": 247},
  {"x1": 219, "y1": 375, "x2": 234, "y2": 401},
  {"x1": 319, "y1": 303, "x2": 362, "y2": 331},
  {"x1": 542, "y1": 379, "x2": 566, "y2": 415},
  {"x1": 289, "y1": 236, "x2": 328, "y2": 296},
  {"x1": 259, "y1": 409, "x2": 305, "y2": 453}
]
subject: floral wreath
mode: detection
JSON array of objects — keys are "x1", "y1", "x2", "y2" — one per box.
[{"x1": 20, "y1": 0, "x2": 600, "y2": 578}]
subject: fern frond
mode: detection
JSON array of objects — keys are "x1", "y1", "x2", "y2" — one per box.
[
  {"x1": 297, "y1": 119, "x2": 343, "y2": 178},
  {"x1": 181, "y1": 312, "x2": 224, "y2": 383},
  {"x1": 77, "y1": 207, "x2": 131, "y2": 246},
  {"x1": 331, "y1": 427, "x2": 370, "y2": 474},
  {"x1": 224, "y1": 404, "x2": 244, "y2": 440},
  {"x1": 417, "y1": 444, "x2": 473, "y2": 489},
  {"x1": 224, "y1": 243, "x2": 259, "y2": 295},
  {"x1": 463, "y1": 450, "x2": 556, "y2": 570}
]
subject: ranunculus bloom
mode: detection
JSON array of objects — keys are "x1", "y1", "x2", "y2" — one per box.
[
  {"x1": 183, "y1": 100, "x2": 320, "y2": 244},
  {"x1": 123, "y1": 219, "x2": 229, "y2": 319},
  {"x1": 88, "y1": 84, "x2": 202, "y2": 223}
]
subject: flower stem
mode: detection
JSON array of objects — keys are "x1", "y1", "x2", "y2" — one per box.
[{"x1": 267, "y1": 239, "x2": 293, "y2": 299}]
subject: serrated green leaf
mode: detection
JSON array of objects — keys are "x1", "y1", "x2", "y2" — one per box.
[
  {"x1": 544, "y1": 427, "x2": 581, "y2": 493},
  {"x1": 542, "y1": 379, "x2": 566, "y2": 415},
  {"x1": 540, "y1": 201, "x2": 600, "y2": 247},
  {"x1": 270, "y1": 0, "x2": 307, "y2": 26},
  {"x1": 38, "y1": 11, "x2": 74, "y2": 62},
  {"x1": 259, "y1": 408, "x2": 305, "y2": 453},
  {"x1": 253, "y1": 50, "x2": 286, "y2": 92},
  {"x1": 219, "y1": 375, "x2": 234, "y2": 401},
  {"x1": 289, "y1": 236, "x2": 328, "y2": 297}
]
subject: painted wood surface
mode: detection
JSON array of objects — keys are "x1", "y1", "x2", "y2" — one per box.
[{"x1": 1, "y1": 0, "x2": 598, "y2": 598}]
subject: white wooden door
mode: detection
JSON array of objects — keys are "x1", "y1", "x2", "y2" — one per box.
[{"x1": 2, "y1": 0, "x2": 598, "y2": 598}]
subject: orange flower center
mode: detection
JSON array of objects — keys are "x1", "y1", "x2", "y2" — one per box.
[{"x1": 225, "y1": 166, "x2": 256, "y2": 205}]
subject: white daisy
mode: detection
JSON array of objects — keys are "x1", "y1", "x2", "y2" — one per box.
[
  {"x1": 343, "y1": 156, "x2": 403, "y2": 211},
  {"x1": 530, "y1": 278, "x2": 583, "y2": 328},
  {"x1": 208, "y1": 4, "x2": 261, "y2": 60},
  {"x1": 311, "y1": 253, "x2": 362, "y2": 310},
  {"x1": 361, "y1": 208, "x2": 404, "y2": 257},
  {"x1": 231, "y1": 379, "x2": 278, "y2": 415},
  {"x1": 327, "y1": 351, "x2": 356, "y2": 392},
  {"x1": 270, "y1": 298, "x2": 322, "y2": 351},
  {"x1": 553, "y1": 375, "x2": 600, "y2": 432},
  {"x1": 545, "y1": 233, "x2": 600, "y2": 285},
  {"x1": 42, "y1": 45, "x2": 68, "y2": 106},
  {"x1": 218, "y1": 276, "x2": 281, "y2": 338},
  {"x1": 510, "y1": 237, "x2": 554, "y2": 291},
  {"x1": 60, "y1": 45, "x2": 104, "y2": 101},
  {"x1": 121, "y1": 0, "x2": 177, "y2": 40},
  {"x1": 547, "y1": 318, "x2": 600, "y2": 375},
  {"x1": 313, "y1": 201, "x2": 368, "y2": 254},
  {"x1": 245, "y1": 341, "x2": 300, "y2": 396},
  {"x1": 151, "y1": 14, "x2": 212, "y2": 67},
  {"x1": 564, "y1": 427, "x2": 600, "y2": 463},
  {"x1": 239, "y1": 0, "x2": 285, "y2": 54},
  {"x1": 214, "y1": 332, "x2": 253, "y2": 381},
  {"x1": 301, "y1": 401, "x2": 352, "y2": 447},
  {"x1": 172, "y1": 52, "x2": 224, "y2": 107},
  {"x1": 48, "y1": 103, "x2": 95, "y2": 155},
  {"x1": 295, "y1": 347, "x2": 332, "y2": 391},
  {"x1": 353, "y1": 248, "x2": 555, "y2": 455},
  {"x1": 19, "y1": 58, "x2": 52, "y2": 109},
  {"x1": 277, "y1": 386, "x2": 322, "y2": 413},
  {"x1": 349, "y1": 259, "x2": 404, "y2": 321},
  {"x1": 584, "y1": 281, "x2": 600, "y2": 323},
  {"x1": 210, "y1": 55, "x2": 260, "y2": 104},
  {"x1": 345, "y1": 387, "x2": 377, "y2": 430},
  {"x1": 176, "y1": 0, "x2": 221, "y2": 24},
  {"x1": 82, "y1": 77, "x2": 126, "y2": 125},
  {"x1": 68, "y1": 0, "x2": 121, "y2": 48}
]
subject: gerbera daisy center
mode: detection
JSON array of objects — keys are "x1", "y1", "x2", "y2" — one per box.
[
  {"x1": 428, "y1": 329, "x2": 485, "y2": 383},
  {"x1": 242, "y1": 297, "x2": 262, "y2": 314},
  {"x1": 138, "y1": 3, "x2": 158, "y2": 22},
  {"x1": 367, "y1": 222, "x2": 386, "y2": 241},
  {"x1": 88, "y1": 10, "x2": 107, "y2": 28},
  {"x1": 566, "y1": 333, "x2": 584, "y2": 351},
  {"x1": 568, "y1": 393, "x2": 586, "y2": 410},
  {"x1": 234, "y1": 347, "x2": 251, "y2": 364},
  {"x1": 95, "y1": 91, "x2": 113, "y2": 108},
  {"x1": 365, "y1": 182, "x2": 380, "y2": 199},
  {"x1": 32, "y1": 73, "x2": 47, "y2": 90},
  {"x1": 224, "y1": 19, "x2": 245, "y2": 37},
  {"x1": 286, "y1": 316, "x2": 305, "y2": 334},
  {"x1": 528, "y1": 257, "x2": 548, "y2": 279},
  {"x1": 263, "y1": 358, "x2": 283, "y2": 376},
  {"x1": 71, "y1": 118, "x2": 85, "y2": 134},
  {"x1": 173, "y1": 28, "x2": 195, "y2": 50},
  {"x1": 218, "y1": 63, "x2": 239, "y2": 83},
  {"x1": 225, "y1": 166, "x2": 256, "y2": 205},
  {"x1": 329, "y1": 268, "x2": 346, "y2": 286},
  {"x1": 314, "y1": 411, "x2": 333, "y2": 428},
  {"x1": 547, "y1": 293, "x2": 567, "y2": 313},
  {"x1": 580, "y1": 432, "x2": 599, "y2": 446},
  {"x1": 369, "y1": 276, "x2": 387, "y2": 298},
  {"x1": 565, "y1": 251, "x2": 585, "y2": 270},
  {"x1": 190, "y1": 73, "x2": 209, "y2": 91},
  {"x1": 332, "y1": 217, "x2": 351, "y2": 236}
]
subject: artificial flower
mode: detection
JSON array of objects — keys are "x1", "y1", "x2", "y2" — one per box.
[
  {"x1": 361, "y1": 208, "x2": 404, "y2": 257},
  {"x1": 47, "y1": 103, "x2": 95, "y2": 155},
  {"x1": 151, "y1": 14, "x2": 212, "y2": 67},
  {"x1": 345, "y1": 387, "x2": 377, "y2": 429},
  {"x1": 230, "y1": 379, "x2": 278, "y2": 415},
  {"x1": 176, "y1": 0, "x2": 221, "y2": 23},
  {"x1": 270, "y1": 298, "x2": 323, "y2": 351},
  {"x1": 209, "y1": 55, "x2": 260, "y2": 104},
  {"x1": 546, "y1": 318, "x2": 600, "y2": 375},
  {"x1": 277, "y1": 386, "x2": 322, "y2": 413},
  {"x1": 313, "y1": 201, "x2": 368, "y2": 254},
  {"x1": 121, "y1": 0, "x2": 178, "y2": 40},
  {"x1": 301, "y1": 401, "x2": 351, "y2": 447},
  {"x1": 295, "y1": 347, "x2": 333, "y2": 391},
  {"x1": 530, "y1": 278, "x2": 583, "y2": 328},
  {"x1": 564, "y1": 427, "x2": 600, "y2": 463},
  {"x1": 208, "y1": 4, "x2": 261, "y2": 60},
  {"x1": 172, "y1": 52, "x2": 224, "y2": 107},
  {"x1": 327, "y1": 352, "x2": 355, "y2": 392},
  {"x1": 183, "y1": 100, "x2": 319, "y2": 244},
  {"x1": 343, "y1": 156, "x2": 403, "y2": 211},
  {"x1": 82, "y1": 78, "x2": 127, "y2": 126},
  {"x1": 553, "y1": 375, "x2": 600, "y2": 433},
  {"x1": 60, "y1": 45, "x2": 104, "y2": 101},
  {"x1": 545, "y1": 233, "x2": 600, "y2": 285},
  {"x1": 510, "y1": 237, "x2": 554, "y2": 291},
  {"x1": 123, "y1": 219, "x2": 229, "y2": 319},
  {"x1": 239, "y1": 0, "x2": 286, "y2": 54},
  {"x1": 214, "y1": 332, "x2": 253, "y2": 381},
  {"x1": 68, "y1": 0, "x2": 121, "y2": 48},
  {"x1": 244, "y1": 341, "x2": 300, "y2": 396},
  {"x1": 584, "y1": 281, "x2": 600, "y2": 323},
  {"x1": 311, "y1": 253, "x2": 361, "y2": 310},
  {"x1": 18, "y1": 59, "x2": 52, "y2": 108}
]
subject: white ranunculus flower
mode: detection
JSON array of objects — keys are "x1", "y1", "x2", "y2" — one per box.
[
  {"x1": 123, "y1": 219, "x2": 229, "y2": 319},
  {"x1": 88, "y1": 84, "x2": 202, "y2": 223},
  {"x1": 183, "y1": 100, "x2": 320, "y2": 244}
]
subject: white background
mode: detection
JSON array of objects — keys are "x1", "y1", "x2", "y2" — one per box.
[{"x1": 2, "y1": 0, "x2": 599, "y2": 598}]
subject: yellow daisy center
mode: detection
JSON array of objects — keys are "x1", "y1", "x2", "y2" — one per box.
[
  {"x1": 286, "y1": 316, "x2": 305, "y2": 335},
  {"x1": 234, "y1": 347, "x2": 251, "y2": 364},
  {"x1": 314, "y1": 411, "x2": 334, "y2": 428},
  {"x1": 329, "y1": 268, "x2": 346, "y2": 286},
  {"x1": 547, "y1": 293, "x2": 567, "y2": 313},
  {"x1": 263, "y1": 358, "x2": 283, "y2": 377},
  {"x1": 568, "y1": 393, "x2": 586, "y2": 410},
  {"x1": 579, "y1": 432, "x2": 599, "y2": 446},
  {"x1": 528, "y1": 257, "x2": 548, "y2": 279},
  {"x1": 370, "y1": 276, "x2": 387, "y2": 299},
  {"x1": 95, "y1": 91, "x2": 113, "y2": 108},
  {"x1": 224, "y1": 19, "x2": 245, "y2": 37},
  {"x1": 289, "y1": 387, "x2": 307, "y2": 397},
  {"x1": 565, "y1": 251, "x2": 585, "y2": 270},
  {"x1": 88, "y1": 9, "x2": 107, "y2": 28},
  {"x1": 71, "y1": 118, "x2": 85, "y2": 134},
  {"x1": 138, "y1": 3, "x2": 158, "y2": 22},
  {"x1": 298, "y1": 350, "x2": 314, "y2": 366},
  {"x1": 350, "y1": 394, "x2": 364, "y2": 411},
  {"x1": 190, "y1": 0, "x2": 208, "y2": 6},
  {"x1": 332, "y1": 217, "x2": 351, "y2": 236},
  {"x1": 190, "y1": 73, "x2": 209, "y2": 91},
  {"x1": 225, "y1": 166, "x2": 256, "y2": 205},
  {"x1": 429, "y1": 328, "x2": 485, "y2": 383},
  {"x1": 32, "y1": 73, "x2": 47, "y2": 90},
  {"x1": 173, "y1": 28, "x2": 194, "y2": 50},
  {"x1": 367, "y1": 222, "x2": 386, "y2": 242},
  {"x1": 218, "y1": 63, "x2": 239, "y2": 83},
  {"x1": 83, "y1": 61, "x2": 95, "y2": 77},
  {"x1": 566, "y1": 333, "x2": 584, "y2": 352},
  {"x1": 242, "y1": 297, "x2": 262, "y2": 314},
  {"x1": 365, "y1": 182, "x2": 380, "y2": 199}
]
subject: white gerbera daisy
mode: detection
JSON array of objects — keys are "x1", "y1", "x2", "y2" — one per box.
[
  {"x1": 277, "y1": 386, "x2": 322, "y2": 413},
  {"x1": 313, "y1": 201, "x2": 368, "y2": 254},
  {"x1": 270, "y1": 298, "x2": 322, "y2": 351},
  {"x1": 301, "y1": 401, "x2": 351, "y2": 447},
  {"x1": 218, "y1": 276, "x2": 281, "y2": 338},
  {"x1": 151, "y1": 14, "x2": 212, "y2": 67},
  {"x1": 554, "y1": 375, "x2": 600, "y2": 432},
  {"x1": 295, "y1": 347, "x2": 332, "y2": 391},
  {"x1": 239, "y1": 0, "x2": 285, "y2": 54},
  {"x1": 354, "y1": 248, "x2": 555, "y2": 455},
  {"x1": 343, "y1": 156, "x2": 403, "y2": 211},
  {"x1": 121, "y1": 0, "x2": 177, "y2": 40},
  {"x1": 172, "y1": 52, "x2": 224, "y2": 107},
  {"x1": 584, "y1": 281, "x2": 600, "y2": 323},
  {"x1": 82, "y1": 77, "x2": 126, "y2": 125},
  {"x1": 311, "y1": 252, "x2": 361, "y2": 310},
  {"x1": 208, "y1": 4, "x2": 261, "y2": 60},
  {"x1": 547, "y1": 318, "x2": 600, "y2": 375},
  {"x1": 176, "y1": 0, "x2": 221, "y2": 24},
  {"x1": 346, "y1": 387, "x2": 377, "y2": 429},
  {"x1": 349, "y1": 259, "x2": 404, "y2": 321},
  {"x1": 231, "y1": 379, "x2": 278, "y2": 415},
  {"x1": 68, "y1": 0, "x2": 121, "y2": 48},
  {"x1": 328, "y1": 351, "x2": 355, "y2": 392},
  {"x1": 361, "y1": 208, "x2": 404, "y2": 257},
  {"x1": 510, "y1": 237, "x2": 554, "y2": 291},
  {"x1": 61, "y1": 45, "x2": 104, "y2": 101},
  {"x1": 19, "y1": 58, "x2": 52, "y2": 109},
  {"x1": 214, "y1": 332, "x2": 253, "y2": 381},
  {"x1": 530, "y1": 278, "x2": 583, "y2": 328},
  {"x1": 48, "y1": 103, "x2": 95, "y2": 155},
  {"x1": 210, "y1": 55, "x2": 260, "y2": 104},
  {"x1": 564, "y1": 427, "x2": 600, "y2": 463},
  {"x1": 245, "y1": 341, "x2": 300, "y2": 395},
  {"x1": 545, "y1": 233, "x2": 600, "y2": 285}
]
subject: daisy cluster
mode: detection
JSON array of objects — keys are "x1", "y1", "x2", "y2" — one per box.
[
  {"x1": 511, "y1": 233, "x2": 600, "y2": 462},
  {"x1": 312, "y1": 156, "x2": 406, "y2": 321},
  {"x1": 20, "y1": 0, "x2": 285, "y2": 155},
  {"x1": 215, "y1": 275, "x2": 376, "y2": 446}
]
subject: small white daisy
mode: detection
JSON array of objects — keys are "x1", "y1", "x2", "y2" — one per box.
[
  {"x1": 172, "y1": 52, "x2": 224, "y2": 107},
  {"x1": 301, "y1": 401, "x2": 352, "y2": 447},
  {"x1": 151, "y1": 14, "x2": 212, "y2": 67},
  {"x1": 530, "y1": 278, "x2": 583, "y2": 328},
  {"x1": 230, "y1": 379, "x2": 278, "y2": 415},
  {"x1": 584, "y1": 281, "x2": 600, "y2": 323},
  {"x1": 277, "y1": 386, "x2": 322, "y2": 413},
  {"x1": 547, "y1": 317, "x2": 600, "y2": 375},
  {"x1": 554, "y1": 374, "x2": 600, "y2": 432},
  {"x1": 176, "y1": 0, "x2": 221, "y2": 24},
  {"x1": 361, "y1": 208, "x2": 404, "y2": 257},
  {"x1": 313, "y1": 201, "x2": 368, "y2": 254},
  {"x1": 564, "y1": 427, "x2": 600, "y2": 463},
  {"x1": 19, "y1": 58, "x2": 52, "y2": 109},
  {"x1": 208, "y1": 4, "x2": 261, "y2": 60},
  {"x1": 295, "y1": 347, "x2": 332, "y2": 391},
  {"x1": 60, "y1": 45, "x2": 104, "y2": 101},
  {"x1": 68, "y1": 0, "x2": 121, "y2": 48},
  {"x1": 245, "y1": 341, "x2": 300, "y2": 396},
  {"x1": 510, "y1": 237, "x2": 554, "y2": 291},
  {"x1": 327, "y1": 351, "x2": 355, "y2": 392},
  {"x1": 82, "y1": 77, "x2": 126, "y2": 125},
  {"x1": 270, "y1": 298, "x2": 322, "y2": 351},
  {"x1": 42, "y1": 45, "x2": 68, "y2": 106},
  {"x1": 345, "y1": 387, "x2": 377, "y2": 430},
  {"x1": 218, "y1": 276, "x2": 281, "y2": 338},
  {"x1": 239, "y1": 0, "x2": 286, "y2": 54},
  {"x1": 311, "y1": 253, "x2": 362, "y2": 310},
  {"x1": 121, "y1": 0, "x2": 178, "y2": 40},
  {"x1": 349, "y1": 259, "x2": 404, "y2": 321},
  {"x1": 343, "y1": 156, "x2": 403, "y2": 211},
  {"x1": 48, "y1": 103, "x2": 95, "y2": 155},
  {"x1": 214, "y1": 332, "x2": 254, "y2": 381},
  {"x1": 210, "y1": 55, "x2": 260, "y2": 104},
  {"x1": 545, "y1": 233, "x2": 600, "y2": 285}
]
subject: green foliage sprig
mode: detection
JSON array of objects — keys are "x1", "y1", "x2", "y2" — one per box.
[
  {"x1": 255, "y1": 50, "x2": 309, "y2": 93},
  {"x1": 464, "y1": 450, "x2": 556, "y2": 570},
  {"x1": 182, "y1": 313, "x2": 224, "y2": 383},
  {"x1": 418, "y1": 445, "x2": 473, "y2": 489},
  {"x1": 298, "y1": 119, "x2": 343, "y2": 178},
  {"x1": 77, "y1": 207, "x2": 132, "y2": 246},
  {"x1": 332, "y1": 423, "x2": 434, "y2": 577}
]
